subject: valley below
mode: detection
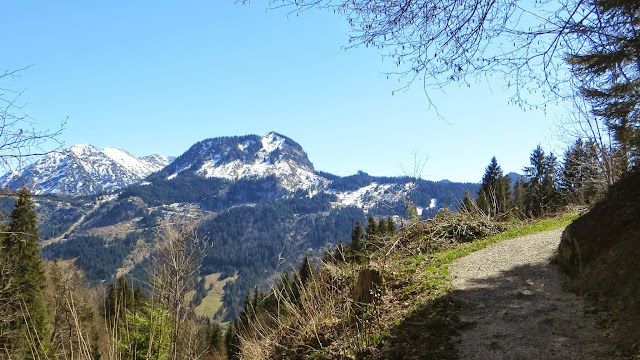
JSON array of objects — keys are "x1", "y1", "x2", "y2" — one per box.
[{"x1": 2, "y1": 132, "x2": 479, "y2": 321}]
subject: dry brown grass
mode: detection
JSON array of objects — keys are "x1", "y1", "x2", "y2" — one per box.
[{"x1": 235, "y1": 211, "x2": 511, "y2": 359}]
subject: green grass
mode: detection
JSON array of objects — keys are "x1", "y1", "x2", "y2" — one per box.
[
  {"x1": 434, "y1": 211, "x2": 580, "y2": 264},
  {"x1": 193, "y1": 272, "x2": 238, "y2": 319}
]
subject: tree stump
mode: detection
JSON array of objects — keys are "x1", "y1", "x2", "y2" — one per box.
[{"x1": 352, "y1": 267, "x2": 385, "y2": 304}]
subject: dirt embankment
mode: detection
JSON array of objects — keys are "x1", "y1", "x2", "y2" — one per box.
[{"x1": 558, "y1": 170, "x2": 640, "y2": 357}]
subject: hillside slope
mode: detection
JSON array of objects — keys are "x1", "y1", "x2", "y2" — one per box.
[{"x1": 558, "y1": 170, "x2": 640, "y2": 354}]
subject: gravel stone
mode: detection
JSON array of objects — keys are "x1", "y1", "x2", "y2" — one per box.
[{"x1": 449, "y1": 228, "x2": 622, "y2": 360}]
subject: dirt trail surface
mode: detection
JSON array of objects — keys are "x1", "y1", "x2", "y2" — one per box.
[{"x1": 449, "y1": 228, "x2": 623, "y2": 360}]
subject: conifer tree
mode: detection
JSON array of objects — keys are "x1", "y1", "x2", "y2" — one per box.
[
  {"x1": 332, "y1": 237, "x2": 346, "y2": 263},
  {"x1": 365, "y1": 216, "x2": 379, "y2": 249},
  {"x1": 207, "y1": 322, "x2": 224, "y2": 353},
  {"x1": 347, "y1": 221, "x2": 366, "y2": 263},
  {"x1": 297, "y1": 253, "x2": 314, "y2": 286},
  {"x1": 0, "y1": 187, "x2": 49, "y2": 357},
  {"x1": 365, "y1": 216, "x2": 378, "y2": 237},
  {"x1": 476, "y1": 157, "x2": 512, "y2": 216},
  {"x1": 386, "y1": 216, "x2": 396, "y2": 235},
  {"x1": 225, "y1": 323, "x2": 239, "y2": 360},
  {"x1": 567, "y1": 0, "x2": 640, "y2": 164},
  {"x1": 513, "y1": 177, "x2": 527, "y2": 212},
  {"x1": 523, "y1": 146, "x2": 560, "y2": 216},
  {"x1": 377, "y1": 218, "x2": 388, "y2": 234},
  {"x1": 561, "y1": 139, "x2": 604, "y2": 204}
]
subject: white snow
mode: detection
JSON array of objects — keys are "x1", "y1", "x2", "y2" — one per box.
[
  {"x1": 0, "y1": 144, "x2": 172, "y2": 196},
  {"x1": 429, "y1": 198, "x2": 438, "y2": 209},
  {"x1": 185, "y1": 132, "x2": 326, "y2": 193},
  {"x1": 103, "y1": 147, "x2": 150, "y2": 178},
  {"x1": 261, "y1": 132, "x2": 286, "y2": 153},
  {"x1": 334, "y1": 182, "x2": 402, "y2": 210},
  {"x1": 238, "y1": 140, "x2": 255, "y2": 152}
]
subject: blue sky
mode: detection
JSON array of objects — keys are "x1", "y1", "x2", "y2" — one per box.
[{"x1": 2, "y1": 1, "x2": 565, "y2": 182}]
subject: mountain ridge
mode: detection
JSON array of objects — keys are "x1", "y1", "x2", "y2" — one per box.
[
  {"x1": 4, "y1": 131, "x2": 481, "y2": 321},
  {"x1": 0, "y1": 144, "x2": 173, "y2": 196}
]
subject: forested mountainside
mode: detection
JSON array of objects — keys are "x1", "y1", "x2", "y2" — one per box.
[
  {"x1": 0, "y1": 132, "x2": 480, "y2": 321},
  {"x1": 34, "y1": 174, "x2": 477, "y2": 319}
]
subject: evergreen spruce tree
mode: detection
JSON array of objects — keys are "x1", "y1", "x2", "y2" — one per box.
[
  {"x1": 513, "y1": 177, "x2": 527, "y2": 213},
  {"x1": 386, "y1": 216, "x2": 396, "y2": 235},
  {"x1": 365, "y1": 216, "x2": 378, "y2": 237},
  {"x1": 279, "y1": 272, "x2": 293, "y2": 301},
  {"x1": 298, "y1": 253, "x2": 314, "y2": 286},
  {"x1": 290, "y1": 254, "x2": 315, "y2": 305},
  {"x1": 476, "y1": 157, "x2": 512, "y2": 216},
  {"x1": 351, "y1": 220, "x2": 364, "y2": 252},
  {"x1": 562, "y1": 139, "x2": 605, "y2": 204},
  {"x1": 347, "y1": 221, "x2": 366, "y2": 263},
  {"x1": 567, "y1": 0, "x2": 640, "y2": 165},
  {"x1": 225, "y1": 323, "x2": 239, "y2": 360},
  {"x1": 0, "y1": 187, "x2": 49, "y2": 357},
  {"x1": 207, "y1": 322, "x2": 224, "y2": 353},
  {"x1": 523, "y1": 146, "x2": 560, "y2": 216},
  {"x1": 106, "y1": 282, "x2": 118, "y2": 320},
  {"x1": 377, "y1": 218, "x2": 388, "y2": 234},
  {"x1": 460, "y1": 190, "x2": 475, "y2": 213},
  {"x1": 365, "y1": 216, "x2": 379, "y2": 250}
]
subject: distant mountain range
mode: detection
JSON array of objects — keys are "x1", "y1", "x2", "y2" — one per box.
[
  {"x1": 0, "y1": 144, "x2": 173, "y2": 196},
  {"x1": 1, "y1": 131, "x2": 481, "y2": 321},
  {"x1": 0, "y1": 132, "x2": 461, "y2": 213}
]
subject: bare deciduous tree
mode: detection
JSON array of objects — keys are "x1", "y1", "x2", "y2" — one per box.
[
  {"x1": 269, "y1": 0, "x2": 599, "y2": 103},
  {"x1": 0, "y1": 67, "x2": 65, "y2": 173},
  {"x1": 149, "y1": 220, "x2": 207, "y2": 360},
  {"x1": 267, "y1": 0, "x2": 640, "y2": 165},
  {"x1": 558, "y1": 95, "x2": 628, "y2": 187}
]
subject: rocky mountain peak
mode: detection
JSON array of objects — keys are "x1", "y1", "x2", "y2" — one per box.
[
  {"x1": 0, "y1": 145, "x2": 173, "y2": 196},
  {"x1": 162, "y1": 132, "x2": 322, "y2": 192}
]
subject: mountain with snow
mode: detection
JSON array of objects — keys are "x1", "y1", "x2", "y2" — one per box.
[
  {"x1": 0, "y1": 144, "x2": 173, "y2": 196},
  {"x1": 28, "y1": 132, "x2": 479, "y2": 321},
  {"x1": 158, "y1": 132, "x2": 328, "y2": 193}
]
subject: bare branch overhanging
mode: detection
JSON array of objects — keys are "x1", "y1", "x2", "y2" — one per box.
[{"x1": 264, "y1": 0, "x2": 626, "y2": 107}]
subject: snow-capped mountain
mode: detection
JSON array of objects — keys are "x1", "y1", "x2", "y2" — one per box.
[
  {"x1": 0, "y1": 144, "x2": 173, "y2": 196},
  {"x1": 161, "y1": 132, "x2": 328, "y2": 193},
  {"x1": 0, "y1": 132, "x2": 465, "y2": 216}
]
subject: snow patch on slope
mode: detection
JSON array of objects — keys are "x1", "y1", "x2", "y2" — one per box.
[
  {"x1": 332, "y1": 181, "x2": 439, "y2": 213},
  {"x1": 333, "y1": 182, "x2": 402, "y2": 210}
]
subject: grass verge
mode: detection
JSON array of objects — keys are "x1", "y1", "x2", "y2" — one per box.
[{"x1": 434, "y1": 211, "x2": 579, "y2": 264}]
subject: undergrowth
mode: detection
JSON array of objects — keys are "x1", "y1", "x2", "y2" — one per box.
[{"x1": 236, "y1": 210, "x2": 579, "y2": 359}]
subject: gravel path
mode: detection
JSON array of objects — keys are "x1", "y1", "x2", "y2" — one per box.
[{"x1": 448, "y1": 228, "x2": 622, "y2": 360}]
